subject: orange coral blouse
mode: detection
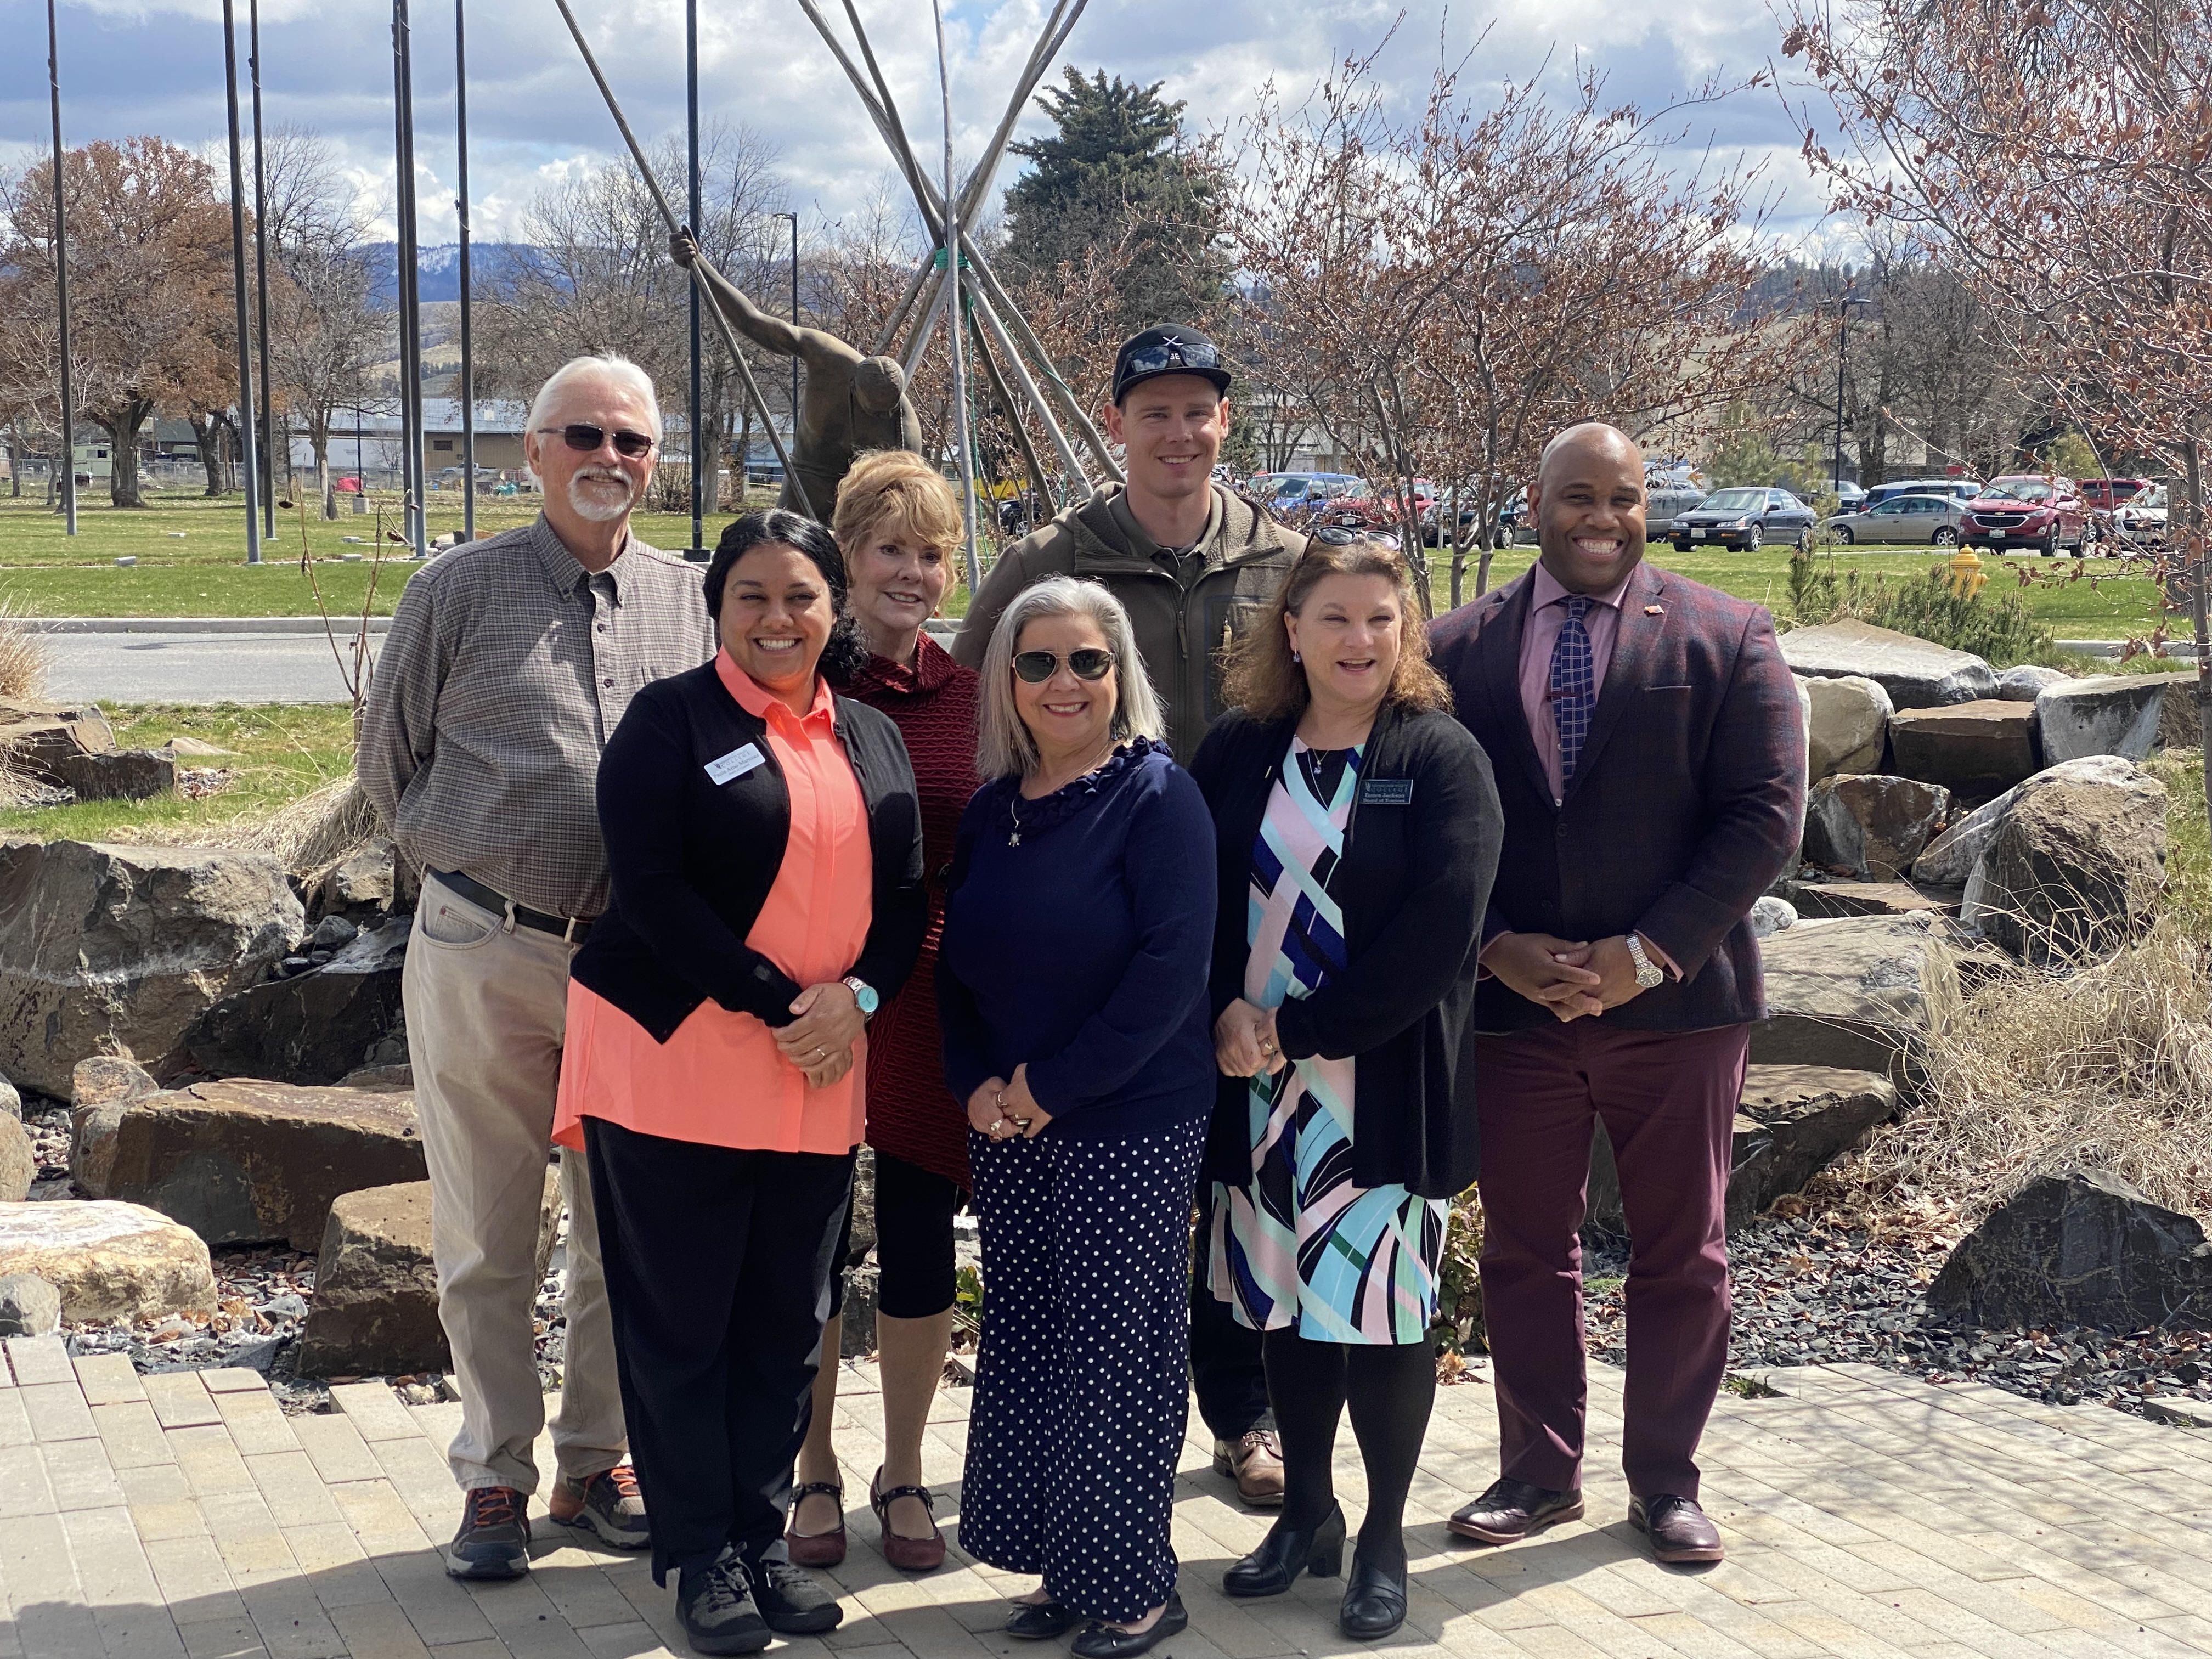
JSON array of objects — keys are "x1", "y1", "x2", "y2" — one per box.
[{"x1": 553, "y1": 653, "x2": 874, "y2": 1155}]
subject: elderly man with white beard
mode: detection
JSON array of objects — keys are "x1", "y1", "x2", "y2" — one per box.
[{"x1": 362, "y1": 354, "x2": 713, "y2": 1580}]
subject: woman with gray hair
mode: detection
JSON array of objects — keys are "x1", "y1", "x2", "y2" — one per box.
[{"x1": 936, "y1": 576, "x2": 1216, "y2": 1658}]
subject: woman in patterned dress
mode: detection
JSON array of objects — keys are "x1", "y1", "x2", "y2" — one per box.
[{"x1": 1188, "y1": 535, "x2": 1502, "y2": 1640}]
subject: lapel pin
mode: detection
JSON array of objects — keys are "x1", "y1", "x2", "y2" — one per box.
[{"x1": 1644, "y1": 604, "x2": 1666, "y2": 616}]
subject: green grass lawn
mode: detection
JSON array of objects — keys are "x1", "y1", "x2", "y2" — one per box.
[
  {"x1": 0, "y1": 703, "x2": 358, "y2": 844},
  {"x1": 0, "y1": 489, "x2": 2180, "y2": 639}
]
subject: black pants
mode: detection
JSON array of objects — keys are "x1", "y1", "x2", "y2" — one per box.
[
  {"x1": 834, "y1": 1148, "x2": 966, "y2": 1319},
  {"x1": 1191, "y1": 1180, "x2": 1272, "y2": 1439},
  {"x1": 585, "y1": 1118, "x2": 853, "y2": 1584},
  {"x1": 960, "y1": 1120, "x2": 1206, "y2": 1622}
]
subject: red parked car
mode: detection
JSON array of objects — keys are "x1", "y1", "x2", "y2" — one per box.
[
  {"x1": 1961, "y1": 475, "x2": 2095, "y2": 556},
  {"x1": 2078, "y1": 477, "x2": 2154, "y2": 513}
]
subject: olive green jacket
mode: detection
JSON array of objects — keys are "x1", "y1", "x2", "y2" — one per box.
[{"x1": 951, "y1": 483, "x2": 1306, "y2": 761}]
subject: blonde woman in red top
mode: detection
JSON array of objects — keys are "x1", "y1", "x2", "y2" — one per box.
[
  {"x1": 785, "y1": 452, "x2": 981, "y2": 1575},
  {"x1": 555, "y1": 510, "x2": 926, "y2": 1656}
]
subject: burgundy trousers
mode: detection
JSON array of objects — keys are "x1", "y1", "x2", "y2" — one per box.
[{"x1": 1474, "y1": 1019, "x2": 1748, "y2": 1502}]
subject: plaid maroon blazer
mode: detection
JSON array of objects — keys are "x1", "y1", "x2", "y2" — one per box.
[{"x1": 1427, "y1": 560, "x2": 1807, "y2": 1035}]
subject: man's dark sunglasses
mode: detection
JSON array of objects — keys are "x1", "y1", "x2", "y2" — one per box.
[
  {"x1": 1122, "y1": 339, "x2": 1221, "y2": 377},
  {"x1": 1012, "y1": 648, "x2": 1116, "y2": 683},
  {"x1": 539, "y1": 422, "x2": 656, "y2": 458}
]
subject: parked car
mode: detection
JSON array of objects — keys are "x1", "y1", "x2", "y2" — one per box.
[
  {"x1": 2079, "y1": 477, "x2": 2154, "y2": 514},
  {"x1": 1822, "y1": 493, "x2": 1968, "y2": 546},
  {"x1": 2110, "y1": 484, "x2": 2168, "y2": 545},
  {"x1": 1961, "y1": 475, "x2": 2094, "y2": 555},
  {"x1": 1864, "y1": 477, "x2": 1983, "y2": 507},
  {"x1": 1819, "y1": 479, "x2": 1868, "y2": 509},
  {"x1": 1644, "y1": 479, "x2": 1709, "y2": 536},
  {"x1": 1671, "y1": 487, "x2": 1818, "y2": 551},
  {"x1": 1341, "y1": 478, "x2": 1437, "y2": 533},
  {"x1": 1249, "y1": 471, "x2": 1363, "y2": 514}
]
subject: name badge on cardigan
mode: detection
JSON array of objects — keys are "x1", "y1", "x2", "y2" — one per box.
[
  {"x1": 1361, "y1": 778, "x2": 1414, "y2": 805},
  {"x1": 704, "y1": 743, "x2": 767, "y2": 786}
]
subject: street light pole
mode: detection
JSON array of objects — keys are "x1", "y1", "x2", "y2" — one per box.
[
  {"x1": 250, "y1": 0, "x2": 275, "y2": 537},
  {"x1": 687, "y1": 0, "x2": 704, "y2": 555},
  {"x1": 456, "y1": 0, "x2": 475, "y2": 543},
  {"x1": 392, "y1": 0, "x2": 426, "y2": 557},
  {"x1": 44, "y1": 0, "x2": 76, "y2": 535},
  {"x1": 1833, "y1": 292, "x2": 1869, "y2": 494},
  {"x1": 223, "y1": 0, "x2": 263, "y2": 565}
]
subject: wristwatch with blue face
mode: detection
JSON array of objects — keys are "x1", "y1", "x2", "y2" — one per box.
[{"x1": 842, "y1": 976, "x2": 879, "y2": 1018}]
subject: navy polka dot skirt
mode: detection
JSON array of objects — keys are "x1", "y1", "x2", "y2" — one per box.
[{"x1": 957, "y1": 1119, "x2": 1207, "y2": 1622}]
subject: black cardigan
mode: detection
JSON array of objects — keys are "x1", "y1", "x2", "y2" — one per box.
[
  {"x1": 571, "y1": 658, "x2": 928, "y2": 1042},
  {"x1": 1188, "y1": 703, "x2": 1503, "y2": 1198}
]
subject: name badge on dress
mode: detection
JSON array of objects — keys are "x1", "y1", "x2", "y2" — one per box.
[
  {"x1": 1361, "y1": 778, "x2": 1414, "y2": 805},
  {"x1": 704, "y1": 743, "x2": 766, "y2": 785}
]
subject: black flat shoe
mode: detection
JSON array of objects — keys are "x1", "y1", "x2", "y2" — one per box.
[
  {"x1": 1005, "y1": 1600, "x2": 1077, "y2": 1640},
  {"x1": 1339, "y1": 1553, "x2": 1408, "y2": 1640},
  {"x1": 1223, "y1": 1504, "x2": 1346, "y2": 1597},
  {"x1": 1069, "y1": 1593, "x2": 1188, "y2": 1659}
]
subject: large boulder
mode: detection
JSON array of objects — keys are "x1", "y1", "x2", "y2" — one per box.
[
  {"x1": 0, "y1": 840, "x2": 305, "y2": 1097},
  {"x1": 1802, "y1": 775, "x2": 1950, "y2": 879},
  {"x1": 2146, "y1": 669, "x2": 2203, "y2": 753},
  {"x1": 0, "y1": 1117, "x2": 31, "y2": 1205},
  {"x1": 1778, "y1": 620, "x2": 1997, "y2": 709},
  {"x1": 182, "y1": 919, "x2": 408, "y2": 1086},
  {"x1": 1995, "y1": 664, "x2": 2069, "y2": 702},
  {"x1": 0, "y1": 1071, "x2": 17, "y2": 1122},
  {"x1": 1586, "y1": 1065, "x2": 1895, "y2": 1238},
  {"x1": 295, "y1": 1169, "x2": 559, "y2": 1378},
  {"x1": 0, "y1": 701, "x2": 115, "y2": 782},
  {"x1": 1927, "y1": 1170, "x2": 2212, "y2": 1331},
  {"x1": 105, "y1": 1079, "x2": 426, "y2": 1251},
  {"x1": 1802, "y1": 674, "x2": 1892, "y2": 781},
  {"x1": 1783, "y1": 879, "x2": 1955, "y2": 921},
  {"x1": 1910, "y1": 786, "x2": 2019, "y2": 887},
  {"x1": 1752, "y1": 911, "x2": 1961, "y2": 1091},
  {"x1": 0, "y1": 1272, "x2": 61, "y2": 1338},
  {"x1": 56, "y1": 750, "x2": 176, "y2": 803},
  {"x1": 312, "y1": 842, "x2": 398, "y2": 921},
  {"x1": 1962, "y1": 757, "x2": 2166, "y2": 963},
  {"x1": 1887, "y1": 700, "x2": 2041, "y2": 803},
  {"x1": 2036, "y1": 675, "x2": 2168, "y2": 764},
  {"x1": 69, "y1": 1054, "x2": 161, "y2": 1199},
  {"x1": 0, "y1": 1200, "x2": 216, "y2": 1322}
]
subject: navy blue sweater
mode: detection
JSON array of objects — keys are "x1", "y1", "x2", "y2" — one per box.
[{"x1": 937, "y1": 741, "x2": 1216, "y2": 1141}]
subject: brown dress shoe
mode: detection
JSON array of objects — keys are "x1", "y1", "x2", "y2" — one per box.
[
  {"x1": 1630, "y1": 1494, "x2": 1724, "y2": 1563},
  {"x1": 870, "y1": 1468, "x2": 947, "y2": 1572},
  {"x1": 1446, "y1": 1477, "x2": 1584, "y2": 1544},
  {"x1": 784, "y1": 1482, "x2": 847, "y2": 1567},
  {"x1": 1212, "y1": 1429, "x2": 1285, "y2": 1508}
]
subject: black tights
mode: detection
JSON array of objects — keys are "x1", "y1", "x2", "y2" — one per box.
[{"x1": 1261, "y1": 1328, "x2": 1435, "y2": 1572}]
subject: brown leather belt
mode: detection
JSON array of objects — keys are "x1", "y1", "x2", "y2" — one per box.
[{"x1": 430, "y1": 870, "x2": 594, "y2": 943}]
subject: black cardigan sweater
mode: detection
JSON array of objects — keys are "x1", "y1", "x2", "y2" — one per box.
[
  {"x1": 571, "y1": 657, "x2": 928, "y2": 1042},
  {"x1": 1188, "y1": 702, "x2": 1503, "y2": 1199}
]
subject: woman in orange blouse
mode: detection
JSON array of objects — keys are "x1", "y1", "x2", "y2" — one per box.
[{"x1": 555, "y1": 510, "x2": 926, "y2": 1657}]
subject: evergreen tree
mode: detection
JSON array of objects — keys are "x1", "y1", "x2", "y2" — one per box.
[{"x1": 1002, "y1": 68, "x2": 1228, "y2": 333}]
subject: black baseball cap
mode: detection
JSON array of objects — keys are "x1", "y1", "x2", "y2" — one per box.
[{"x1": 1112, "y1": 325, "x2": 1232, "y2": 404}]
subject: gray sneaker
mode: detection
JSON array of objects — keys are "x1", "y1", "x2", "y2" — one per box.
[
  {"x1": 549, "y1": 1464, "x2": 651, "y2": 1549},
  {"x1": 679, "y1": 1549, "x2": 770, "y2": 1656},
  {"x1": 444, "y1": 1485, "x2": 531, "y2": 1578}
]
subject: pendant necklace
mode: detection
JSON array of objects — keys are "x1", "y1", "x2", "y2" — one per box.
[{"x1": 1008, "y1": 799, "x2": 1022, "y2": 848}]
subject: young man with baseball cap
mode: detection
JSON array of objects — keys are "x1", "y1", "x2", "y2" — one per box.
[{"x1": 952, "y1": 324, "x2": 1302, "y2": 1506}]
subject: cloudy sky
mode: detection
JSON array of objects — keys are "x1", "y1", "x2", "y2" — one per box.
[{"x1": 0, "y1": 0, "x2": 1839, "y2": 255}]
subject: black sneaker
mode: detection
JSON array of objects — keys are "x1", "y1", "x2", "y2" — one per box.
[
  {"x1": 443, "y1": 1486, "x2": 531, "y2": 1579},
  {"x1": 747, "y1": 1547, "x2": 844, "y2": 1634},
  {"x1": 678, "y1": 1549, "x2": 771, "y2": 1656}
]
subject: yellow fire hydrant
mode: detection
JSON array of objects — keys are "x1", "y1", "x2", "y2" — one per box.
[{"x1": 1947, "y1": 546, "x2": 1987, "y2": 598}]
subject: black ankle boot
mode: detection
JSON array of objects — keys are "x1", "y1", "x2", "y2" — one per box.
[
  {"x1": 1339, "y1": 1550, "x2": 1408, "y2": 1640},
  {"x1": 1222, "y1": 1505, "x2": 1347, "y2": 1598}
]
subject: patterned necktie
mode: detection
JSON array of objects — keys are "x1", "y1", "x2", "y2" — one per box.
[{"x1": 1548, "y1": 595, "x2": 1595, "y2": 785}]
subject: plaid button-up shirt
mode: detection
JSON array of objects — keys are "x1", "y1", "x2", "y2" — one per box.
[{"x1": 360, "y1": 515, "x2": 714, "y2": 920}]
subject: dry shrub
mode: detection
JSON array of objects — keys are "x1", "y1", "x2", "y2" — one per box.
[
  {"x1": 1828, "y1": 917, "x2": 2212, "y2": 1230},
  {"x1": 159, "y1": 772, "x2": 387, "y2": 883},
  {"x1": 0, "y1": 599, "x2": 48, "y2": 702}
]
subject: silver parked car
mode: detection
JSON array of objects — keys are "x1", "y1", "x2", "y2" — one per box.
[{"x1": 1822, "y1": 492, "x2": 1968, "y2": 546}]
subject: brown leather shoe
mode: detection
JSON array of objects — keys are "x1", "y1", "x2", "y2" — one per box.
[
  {"x1": 1446, "y1": 1477, "x2": 1584, "y2": 1544},
  {"x1": 1212, "y1": 1430, "x2": 1286, "y2": 1508},
  {"x1": 784, "y1": 1482, "x2": 847, "y2": 1567},
  {"x1": 870, "y1": 1468, "x2": 946, "y2": 1572},
  {"x1": 1629, "y1": 1494, "x2": 1724, "y2": 1563}
]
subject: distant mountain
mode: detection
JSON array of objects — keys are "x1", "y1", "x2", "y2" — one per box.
[{"x1": 362, "y1": 242, "x2": 552, "y2": 305}]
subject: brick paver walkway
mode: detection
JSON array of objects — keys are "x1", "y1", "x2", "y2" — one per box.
[{"x1": 5, "y1": 1333, "x2": 2211, "y2": 1659}]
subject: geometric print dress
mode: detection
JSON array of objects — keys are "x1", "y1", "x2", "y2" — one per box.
[{"x1": 1207, "y1": 737, "x2": 1449, "y2": 1346}]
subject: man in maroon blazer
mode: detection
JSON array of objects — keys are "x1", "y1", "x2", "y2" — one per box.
[{"x1": 1426, "y1": 424, "x2": 1805, "y2": 1564}]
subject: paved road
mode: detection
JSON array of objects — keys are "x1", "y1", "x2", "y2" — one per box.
[{"x1": 40, "y1": 627, "x2": 380, "y2": 705}]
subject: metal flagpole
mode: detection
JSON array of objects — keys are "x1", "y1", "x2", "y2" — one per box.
[
  {"x1": 250, "y1": 0, "x2": 275, "y2": 536},
  {"x1": 44, "y1": 0, "x2": 76, "y2": 535},
  {"x1": 549, "y1": 0, "x2": 812, "y2": 517},
  {"x1": 456, "y1": 0, "x2": 475, "y2": 542},
  {"x1": 932, "y1": 0, "x2": 981, "y2": 590},
  {"x1": 223, "y1": 0, "x2": 263, "y2": 564},
  {"x1": 393, "y1": 0, "x2": 426, "y2": 556},
  {"x1": 687, "y1": 0, "x2": 703, "y2": 555}
]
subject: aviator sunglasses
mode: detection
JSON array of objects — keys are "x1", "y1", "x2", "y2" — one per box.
[
  {"x1": 1012, "y1": 648, "x2": 1117, "y2": 682},
  {"x1": 538, "y1": 422, "x2": 657, "y2": 459}
]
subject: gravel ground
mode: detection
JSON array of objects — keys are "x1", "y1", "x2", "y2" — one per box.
[{"x1": 1582, "y1": 1211, "x2": 2212, "y2": 1425}]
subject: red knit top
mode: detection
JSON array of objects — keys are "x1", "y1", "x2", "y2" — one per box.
[{"x1": 838, "y1": 633, "x2": 980, "y2": 1189}]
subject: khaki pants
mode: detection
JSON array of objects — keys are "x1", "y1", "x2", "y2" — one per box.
[{"x1": 403, "y1": 873, "x2": 626, "y2": 1494}]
